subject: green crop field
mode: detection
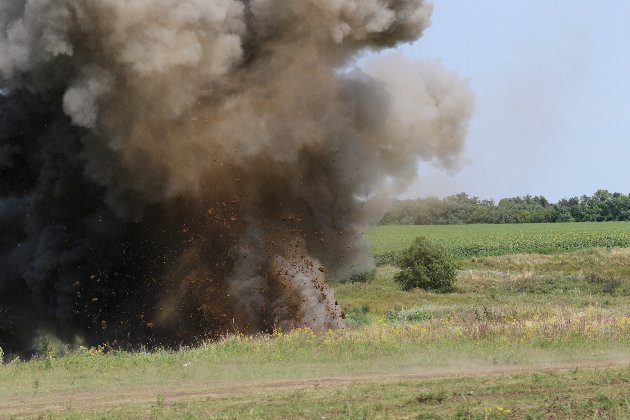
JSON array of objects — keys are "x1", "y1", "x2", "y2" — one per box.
[{"x1": 368, "y1": 221, "x2": 630, "y2": 264}]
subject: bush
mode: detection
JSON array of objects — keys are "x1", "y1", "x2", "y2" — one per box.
[{"x1": 394, "y1": 236, "x2": 456, "y2": 292}]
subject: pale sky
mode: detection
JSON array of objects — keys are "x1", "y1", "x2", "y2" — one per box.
[{"x1": 390, "y1": 1, "x2": 630, "y2": 202}]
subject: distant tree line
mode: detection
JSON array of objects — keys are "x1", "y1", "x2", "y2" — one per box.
[{"x1": 381, "y1": 190, "x2": 630, "y2": 225}]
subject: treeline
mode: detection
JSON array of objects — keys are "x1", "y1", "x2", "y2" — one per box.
[{"x1": 381, "y1": 190, "x2": 630, "y2": 225}]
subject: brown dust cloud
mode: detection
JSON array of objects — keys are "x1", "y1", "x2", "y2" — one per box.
[{"x1": 0, "y1": 0, "x2": 473, "y2": 354}]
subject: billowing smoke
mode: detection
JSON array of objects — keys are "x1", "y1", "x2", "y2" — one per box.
[{"x1": 0, "y1": 0, "x2": 473, "y2": 353}]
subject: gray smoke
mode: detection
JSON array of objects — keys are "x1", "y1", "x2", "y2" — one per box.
[{"x1": 0, "y1": 0, "x2": 473, "y2": 354}]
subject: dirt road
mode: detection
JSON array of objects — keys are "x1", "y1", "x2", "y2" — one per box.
[{"x1": 2, "y1": 360, "x2": 628, "y2": 417}]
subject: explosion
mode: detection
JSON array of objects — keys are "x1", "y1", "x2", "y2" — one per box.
[{"x1": 0, "y1": 0, "x2": 473, "y2": 354}]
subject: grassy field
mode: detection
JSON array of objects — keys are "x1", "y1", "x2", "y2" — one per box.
[
  {"x1": 1, "y1": 223, "x2": 629, "y2": 418},
  {"x1": 337, "y1": 247, "x2": 630, "y2": 315},
  {"x1": 368, "y1": 221, "x2": 630, "y2": 263}
]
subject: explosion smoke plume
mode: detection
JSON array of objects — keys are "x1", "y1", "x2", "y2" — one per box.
[{"x1": 0, "y1": 0, "x2": 473, "y2": 353}]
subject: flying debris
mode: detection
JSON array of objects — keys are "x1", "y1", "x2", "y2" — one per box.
[{"x1": 0, "y1": 0, "x2": 473, "y2": 355}]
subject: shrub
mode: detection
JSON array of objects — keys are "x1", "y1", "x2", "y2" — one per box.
[{"x1": 394, "y1": 236, "x2": 456, "y2": 292}]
